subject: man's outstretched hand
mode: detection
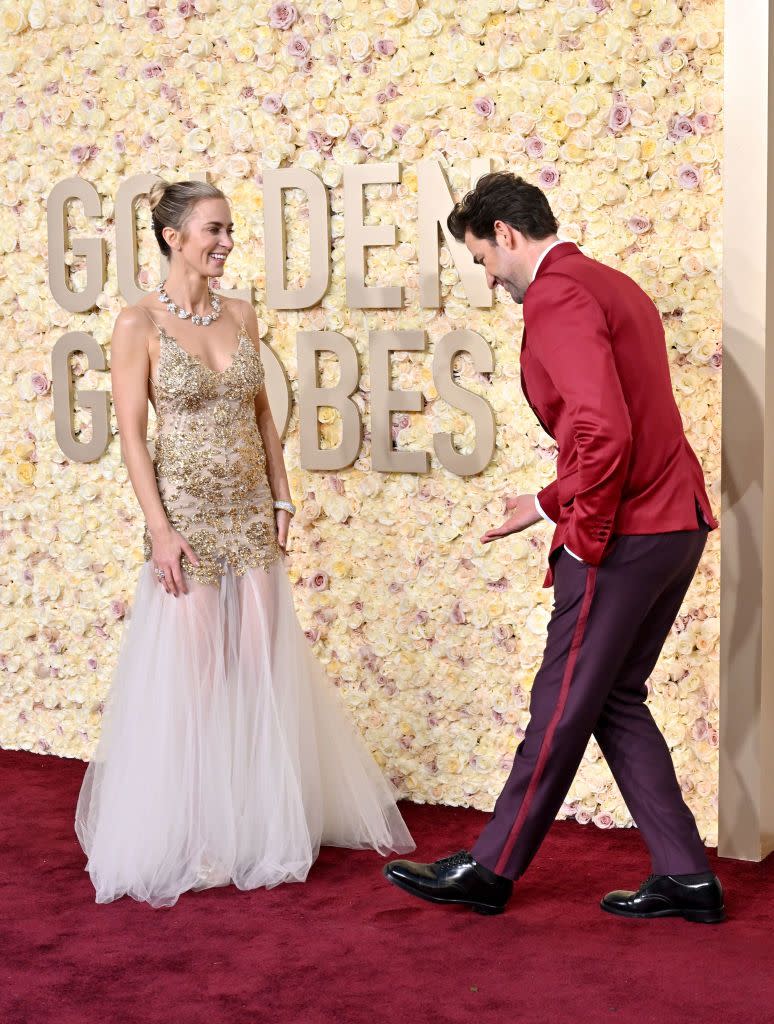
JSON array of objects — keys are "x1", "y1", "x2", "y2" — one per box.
[{"x1": 481, "y1": 494, "x2": 542, "y2": 544}]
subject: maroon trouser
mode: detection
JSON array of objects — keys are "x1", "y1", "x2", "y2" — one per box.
[{"x1": 472, "y1": 526, "x2": 711, "y2": 881}]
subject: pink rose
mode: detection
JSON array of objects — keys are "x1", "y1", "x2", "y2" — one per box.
[
  {"x1": 487, "y1": 576, "x2": 509, "y2": 591},
  {"x1": 286, "y1": 34, "x2": 309, "y2": 60},
  {"x1": 627, "y1": 215, "x2": 651, "y2": 235},
  {"x1": 608, "y1": 102, "x2": 631, "y2": 132},
  {"x1": 668, "y1": 115, "x2": 694, "y2": 141},
  {"x1": 691, "y1": 718, "x2": 708, "y2": 741},
  {"x1": 304, "y1": 628, "x2": 320, "y2": 643},
  {"x1": 379, "y1": 675, "x2": 397, "y2": 696},
  {"x1": 110, "y1": 600, "x2": 127, "y2": 619},
  {"x1": 390, "y1": 123, "x2": 407, "y2": 142},
  {"x1": 347, "y1": 127, "x2": 363, "y2": 147},
  {"x1": 525, "y1": 135, "x2": 545, "y2": 159},
  {"x1": 87, "y1": 658, "x2": 98, "y2": 671},
  {"x1": 148, "y1": 13, "x2": 164, "y2": 32},
  {"x1": 262, "y1": 93, "x2": 283, "y2": 114},
  {"x1": 268, "y1": 1, "x2": 298, "y2": 30},
  {"x1": 309, "y1": 572, "x2": 329, "y2": 591},
  {"x1": 44, "y1": 81, "x2": 59, "y2": 96},
  {"x1": 693, "y1": 112, "x2": 715, "y2": 134},
  {"x1": 710, "y1": 350, "x2": 722, "y2": 369},
  {"x1": 587, "y1": 0, "x2": 607, "y2": 11},
  {"x1": 538, "y1": 165, "x2": 560, "y2": 188},
  {"x1": 376, "y1": 90, "x2": 388, "y2": 105},
  {"x1": 575, "y1": 809, "x2": 592, "y2": 825},
  {"x1": 450, "y1": 600, "x2": 466, "y2": 625},
  {"x1": 391, "y1": 413, "x2": 410, "y2": 441},
  {"x1": 677, "y1": 163, "x2": 701, "y2": 189},
  {"x1": 141, "y1": 61, "x2": 164, "y2": 79},
  {"x1": 69, "y1": 145, "x2": 94, "y2": 165},
  {"x1": 375, "y1": 38, "x2": 397, "y2": 56},
  {"x1": 307, "y1": 130, "x2": 334, "y2": 153},
  {"x1": 177, "y1": 0, "x2": 194, "y2": 15},
  {"x1": 473, "y1": 96, "x2": 495, "y2": 119},
  {"x1": 658, "y1": 36, "x2": 674, "y2": 54},
  {"x1": 593, "y1": 812, "x2": 615, "y2": 829},
  {"x1": 559, "y1": 35, "x2": 581, "y2": 52},
  {"x1": 386, "y1": 83, "x2": 399, "y2": 100},
  {"x1": 31, "y1": 372, "x2": 50, "y2": 396}
]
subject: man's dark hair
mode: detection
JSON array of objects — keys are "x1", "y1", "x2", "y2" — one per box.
[{"x1": 447, "y1": 172, "x2": 559, "y2": 243}]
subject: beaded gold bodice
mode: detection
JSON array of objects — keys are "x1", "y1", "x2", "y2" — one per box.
[{"x1": 143, "y1": 325, "x2": 281, "y2": 586}]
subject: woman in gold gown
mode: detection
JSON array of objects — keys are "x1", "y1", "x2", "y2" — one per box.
[{"x1": 75, "y1": 180, "x2": 413, "y2": 907}]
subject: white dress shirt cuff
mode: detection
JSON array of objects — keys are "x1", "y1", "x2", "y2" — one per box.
[
  {"x1": 534, "y1": 494, "x2": 555, "y2": 526},
  {"x1": 534, "y1": 496, "x2": 585, "y2": 562}
]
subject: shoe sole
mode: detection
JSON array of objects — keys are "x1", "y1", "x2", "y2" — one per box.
[
  {"x1": 600, "y1": 901, "x2": 726, "y2": 924},
  {"x1": 383, "y1": 868, "x2": 506, "y2": 916}
]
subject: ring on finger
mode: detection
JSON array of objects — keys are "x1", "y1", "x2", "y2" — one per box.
[{"x1": 155, "y1": 567, "x2": 166, "y2": 580}]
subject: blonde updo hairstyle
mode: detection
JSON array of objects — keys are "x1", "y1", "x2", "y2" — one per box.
[{"x1": 148, "y1": 179, "x2": 227, "y2": 259}]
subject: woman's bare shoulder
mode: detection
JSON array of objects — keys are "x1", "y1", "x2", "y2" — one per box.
[{"x1": 114, "y1": 299, "x2": 158, "y2": 332}]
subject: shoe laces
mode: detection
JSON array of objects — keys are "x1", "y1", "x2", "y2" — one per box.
[
  {"x1": 637, "y1": 874, "x2": 659, "y2": 892},
  {"x1": 436, "y1": 851, "x2": 472, "y2": 870}
]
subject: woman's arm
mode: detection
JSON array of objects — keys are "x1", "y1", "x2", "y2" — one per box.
[
  {"x1": 110, "y1": 307, "x2": 198, "y2": 595},
  {"x1": 241, "y1": 302, "x2": 293, "y2": 551}
]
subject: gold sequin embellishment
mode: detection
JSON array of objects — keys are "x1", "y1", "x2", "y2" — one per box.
[{"x1": 143, "y1": 327, "x2": 281, "y2": 586}]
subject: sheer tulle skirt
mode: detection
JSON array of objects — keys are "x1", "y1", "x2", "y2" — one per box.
[{"x1": 75, "y1": 560, "x2": 414, "y2": 907}]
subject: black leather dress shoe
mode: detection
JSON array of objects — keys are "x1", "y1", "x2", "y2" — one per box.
[
  {"x1": 383, "y1": 851, "x2": 513, "y2": 915},
  {"x1": 601, "y1": 873, "x2": 725, "y2": 923}
]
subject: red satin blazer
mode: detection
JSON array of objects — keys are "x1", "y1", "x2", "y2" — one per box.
[{"x1": 521, "y1": 242, "x2": 716, "y2": 585}]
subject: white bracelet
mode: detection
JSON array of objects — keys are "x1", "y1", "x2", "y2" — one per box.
[{"x1": 273, "y1": 500, "x2": 296, "y2": 516}]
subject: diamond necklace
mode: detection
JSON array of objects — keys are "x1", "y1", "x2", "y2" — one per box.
[{"x1": 157, "y1": 281, "x2": 222, "y2": 327}]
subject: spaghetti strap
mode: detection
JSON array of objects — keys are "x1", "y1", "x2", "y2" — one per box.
[{"x1": 139, "y1": 306, "x2": 162, "y2": 333}]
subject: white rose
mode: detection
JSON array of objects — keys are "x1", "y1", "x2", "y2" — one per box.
[
  {"x1": 297, "y1": 150, "x2": 322, "y2": 171},
  {"x1": 188, "y1": 36, "x2": 212, "y2": 57},
  {"x1": 325, "y1": 113, "x2": 349, "y2": 137},
  {"x1": 322, "y1": 164, "x2": 342, "y2": 188},
  {"x1": 415, "y1": 9, "x2": 441, "y2": 35},
  {"x1": 224, "y1": 154, "x2": 252, "y2": 177},
  {"x1": 498, "y1": 42, "x2": 523, "y2": 70},
  {"x1": 402, "y1": 124, "x2": 425, "y2": 146},
  {"x1": 185, "y1": 128, "x2": 211, "y2": 152},
  {"x1": 261, "y1": 145, "x2": 285, "y2": 169},
  {"x1": 426, "y1": 59, "x2": 453, "y2": 85},
  {"x1": 385, "y1": 0, "x2": 418, "y2": 20},
  {"x1": 389, "y1": 49, "x2": 411, "y2": 77},
  {"x1": 348, "y1": 31, "x2": 370, "y2": 62},
  {"x1": 28, "y1": 1, "x2": 47, "y2": 29},
  {"x1": 1, "y1": 6, "x2": 27, "y2": 32},
  {"x1": 166, "y1": 14, "x2": 186, "y2": 37}
]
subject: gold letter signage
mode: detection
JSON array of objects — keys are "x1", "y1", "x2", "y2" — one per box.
[{"x1": 47, "y1": 164, "x2": 497, "y2": 475}]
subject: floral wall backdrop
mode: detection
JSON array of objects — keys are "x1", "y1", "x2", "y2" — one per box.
[{"x1": 0, "y1": 0, "x2": 722, "y2": 842}]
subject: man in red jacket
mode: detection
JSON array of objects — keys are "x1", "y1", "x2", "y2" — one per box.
[{"x1": 384, "y1": 172, "x2": 724, "y2": 923}]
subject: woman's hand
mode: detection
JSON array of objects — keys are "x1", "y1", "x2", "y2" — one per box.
[
  {"x1": 481, "y1": 494, "x2": 541, "y2": 544},
  {"x1": 151, "y1": 526, "x2": 200, "y2": 596},
  {"x1": 275, "y1": 509, "x2": 291, "y2": 554}
]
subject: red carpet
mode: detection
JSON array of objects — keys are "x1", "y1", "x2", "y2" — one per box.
[{"x1": 1, "y1": 748, "x2": 772, "y2": 1024}]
